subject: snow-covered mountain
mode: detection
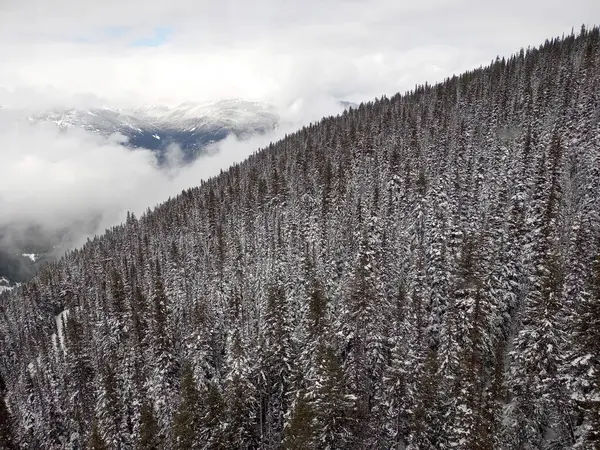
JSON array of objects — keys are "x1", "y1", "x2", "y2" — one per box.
[
  {"x1": 27, "y1": 99, "x2": 280, "y2": 161},
  {"x1": 0, "y1": 276, "x2": 14, "y2": 294}
]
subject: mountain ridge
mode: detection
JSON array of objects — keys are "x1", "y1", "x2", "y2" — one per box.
[{"x1": 25, "y1": 99, "x2": 280, "y2": 157}]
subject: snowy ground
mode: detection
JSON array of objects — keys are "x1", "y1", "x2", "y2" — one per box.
[
  {"x1": 0, "y1": 276, "x2": 16, "y2": 293},
  {"x1": 22, "y1": 253, "x2": 38, "y2": 262}
]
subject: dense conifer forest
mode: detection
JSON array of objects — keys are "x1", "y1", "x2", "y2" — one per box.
[{"x1": 1, "y1": 27, "x2": 600, "y2": 449}]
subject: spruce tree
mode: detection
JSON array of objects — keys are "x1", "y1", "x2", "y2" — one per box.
[
  {"x1": 87, "y1": 422, "x2": 108, "y2": 450},
  {"x1": 282, "y1": 391, "x2": 315, "y2": 450},
  {"x1": 0, "y1": 374, "x2": 17, "y2": 450},
  {"x1": 573, "y1": 250, "x2": 600, "y2": 447},
  {"x1": 138, "y1": 402, "x2": 161, "y2": 450},
  {"x1": 312, "y1": 343, "x2": 353, "y2": 450},
  {"x1": 198, "y1": 381, "x2": 227, "y2": 448},
  {"x1": 172, "y1": 362, "x2": 200, "y2": 450}
]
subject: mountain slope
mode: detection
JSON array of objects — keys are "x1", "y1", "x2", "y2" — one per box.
[{"x1": 1, "y1": 28, "x2": 600, "y2": 449}]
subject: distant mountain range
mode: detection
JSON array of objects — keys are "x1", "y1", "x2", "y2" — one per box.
[{"x1": 27, "y1": 99, "x2": 280, "y2": 162}]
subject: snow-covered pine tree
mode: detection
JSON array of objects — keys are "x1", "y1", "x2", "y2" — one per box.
[{"x1": 0, "y1": 26, "x2": 599, "y2": 450}]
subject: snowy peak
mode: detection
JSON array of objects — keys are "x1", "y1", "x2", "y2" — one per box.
[
  {"x1": 26, "y1": 99, "x2": 280, "y2": 155},
  {"x1": 29, "y1": 107, "x2": 150, "y2": 135},
  {"x1": 0, "y1": 276, "x2": 17, "y2": 294},
  {"x1": 135, "y1": 99, "x2": 278, "y2": 126}
]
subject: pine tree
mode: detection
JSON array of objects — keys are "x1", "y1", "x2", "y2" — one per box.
[
  {"x1": 172, "y1": 362, "x2": 200, "y2": 450},
  {"x1": 409, "y1": 348, "x2": 442, "y2": 449},
  {"x1": 95, "y1": 363, "x2": 121, "y2": 449},
  {"x1": 222, "y1": 330, "x2": 258, "y2": 449},
  {"x1": 377, "y1": 283, "x2": 414, "y2": 449},
  {"x1": 311, "y1": 343, "x2": 353, "y2": 450},
  {"x1": 445, "y1": 238, "x2": 495, "y2": 449},
  {"x1": 138, "y1": 402, "x2": 161, "y2": 450},
  {"x1": 257, "y1": 281, "x2": 291, "y2": 447},
  {"x1": 147, "y1": 268, "x2": 178, "y2": 444},
  {"x1": 0, "y1": 374, "x2": 17, "y2": 450},
  {"x1": 572, "y1": 249, "x2": 600, "y2": 448},
  {"x1": 282, "y1": 391, "x2": 315, "y2": 450},
  {"x1": 87, "y1": 422, "x2": 108, "y2": 450},
  {"x1": 198, "y1": 381, "x2": 227, "y2": 448},
  {"x1": 340, "y1": 216, "x2": 388, "y2": 446}
]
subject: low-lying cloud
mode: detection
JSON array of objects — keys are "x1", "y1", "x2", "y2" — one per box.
[{"x1": 0, "y1": 99, "x2": 345, "y2": 252}]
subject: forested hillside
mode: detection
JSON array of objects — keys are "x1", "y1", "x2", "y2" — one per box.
[{"x1": 1, "y1": 27, "x2": 600, "y2": 449}]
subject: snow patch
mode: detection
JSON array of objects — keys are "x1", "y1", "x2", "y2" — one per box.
[
  {"x1": 52, "y1": 309, "x2": 70, "y2": 353},
  {"x1": 0, "y1": 276, "x2": 18, "y2": 294},
  {"x1": 22, "y1": 253, "x2": 37, "y2": 262},
  {"x1": 126, "y1": 123, "x2": 143, "y2": 132}
]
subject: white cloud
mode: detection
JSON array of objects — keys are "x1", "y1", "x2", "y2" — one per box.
[{"x1": 0, "y1": 0, "x2": 596, "y2": 108}]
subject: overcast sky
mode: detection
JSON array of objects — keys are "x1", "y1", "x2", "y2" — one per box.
[
  {"x1": 0, "y1": 0, "x2": 597, "y2": 251},
  {"x1": 1, "y1": 0, "x2": 597, "y2": 108}
]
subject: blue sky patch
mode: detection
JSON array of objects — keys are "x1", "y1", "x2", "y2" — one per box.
[{"x1": 131, "y1": 27, "x2": 173, "y2": 47}]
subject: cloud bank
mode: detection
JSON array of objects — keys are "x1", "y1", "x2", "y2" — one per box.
[
  {"x1": 1, "y1": 0, "x2": 597, "y2": 108},
  {"x1": 0, "y1": 102, "x2": 342, "y2": 250}
]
